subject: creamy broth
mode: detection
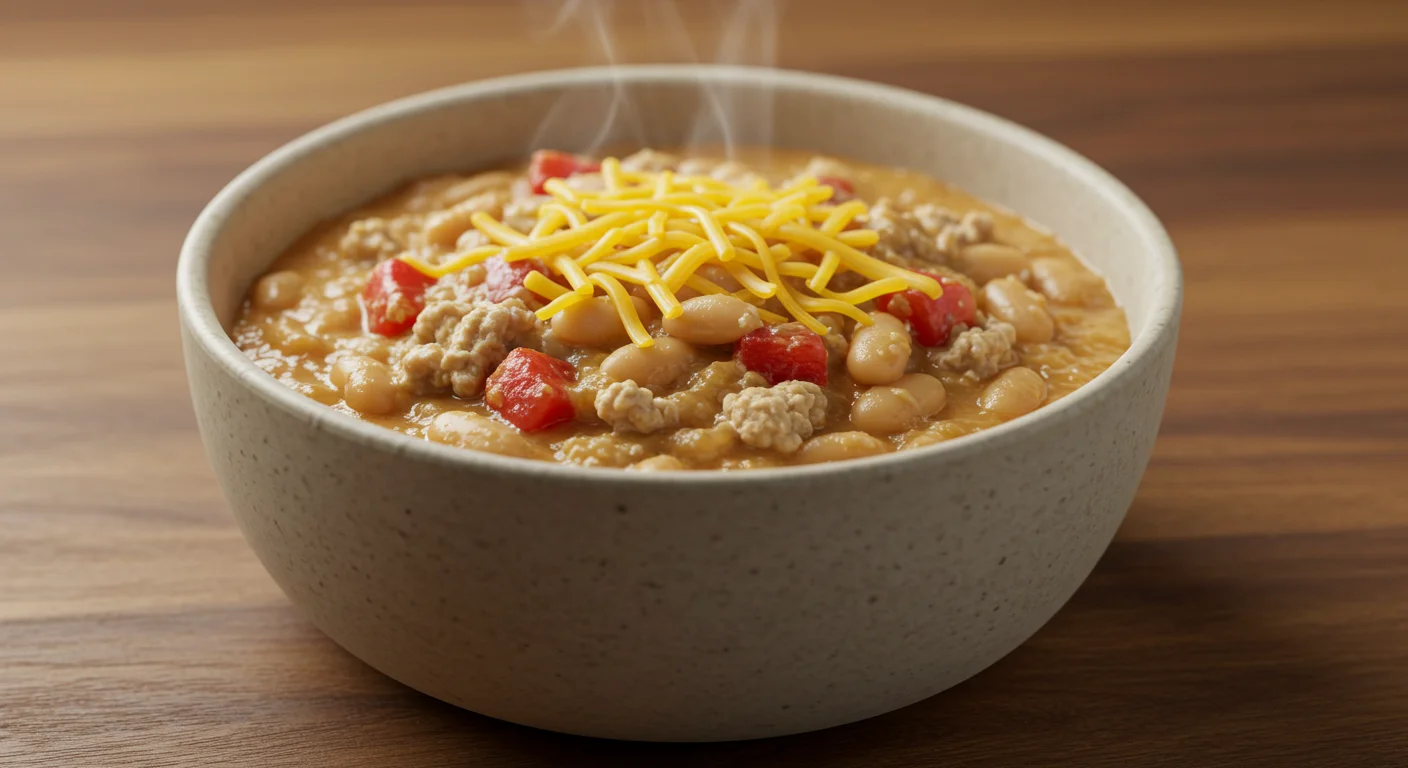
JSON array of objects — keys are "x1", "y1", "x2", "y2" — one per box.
[{"x1": 232, "y1": 149, "x2": 1129, "y2": 470}]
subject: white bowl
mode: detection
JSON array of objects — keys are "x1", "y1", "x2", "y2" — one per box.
[{"x1": 177, "y1": 66, "x2": 1180, "y2": 742}]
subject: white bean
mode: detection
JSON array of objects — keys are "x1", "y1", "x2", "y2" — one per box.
[
  {"x1": 983, "y1": 276, "x2": 1055, "y2": 343},
  {"x1": 850, "y1": 373, "x2": 947, "y2": 435},
  {"x1": 895, "y1": 372, "x2": 947, "y2": 415},
  {"x1": 344, "y1": 367, "x2": 398, "y2": 415},
  {"x1": 980, "y1": 367, "x2": 1047, "y2": 419},
  {"x1": 662, "y1": 295, "x2": 762, "y2": 345},
  {"x1": 851, "y1": 387, "x2": 921, "y2": 435},
  {"x1": 796, "y1": 431, "x2": 890, "y2": 464},
  {"x1": 328, "y1": 356, "x2": 360, "y2": 390},
  {"x1": 251, "y1": 270, "x2": 304, "y2": 310},
  {"x1": 629, "y1": 455, "x2": 687, "y2": 471},
  {"x1": 551, "y1": 296, "x2": 652, "y2": 347},
  {"x1": 1030, "y1": 257, "x2": 1104, "y2": 306},
  {"x1": 427, "y1": 411, "x2": 543, "y2": 459},
  {"x1": 422, "y1": 193, "x2": 501, "y2": 247},
  {"x1": 846, "y1": 312, "x2": 912, "y2": 385},
  {"x1": 331, "y1": 355, "x2": 399, "y2": 415},
  {"x1": 600, "y1": 336, "x2": 697, "y2": 389},
  {"x1": 267, "y1": 317, "x2": 330, "y2": 357},
  {"x1": 956, "y1": 243, "x2": 1030, "y2": 284},
  {"x1": 694, "y1": 263, "x2": 743, "y2": 293},
  {"x1": 312, "y1": 297, "x2": 363, "y2": 333}
]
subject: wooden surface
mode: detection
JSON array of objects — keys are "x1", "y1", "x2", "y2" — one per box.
[{"x1": 4, "y1": 1, "x2": 1408, "y2": 765}]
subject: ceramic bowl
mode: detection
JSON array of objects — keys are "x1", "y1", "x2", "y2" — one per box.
[{"x1": 177, "y1": 66, "x2": 1181, "y2": 742}]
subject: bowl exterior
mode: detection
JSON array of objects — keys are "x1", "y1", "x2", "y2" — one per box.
[
  {"x1": 179, "y1": 66, "x2": 1181, "y2": 741},
  {"x1": 181, "y1": 316, "x2": 1174, "y2": 741}
]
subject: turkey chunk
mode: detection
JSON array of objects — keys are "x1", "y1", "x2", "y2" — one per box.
[
  {"x1": 501, "y1": 194, "x2": 548, "y2": 232},
  {"x1": 719, "y1": 381, "x2": 828, "y2": 453},
  {"x1": 936, "y1": 211, "x2": 995, "y2": 254},
  {"x1": 339, "y1": 216, "x2": 420, "y2": 261},
  {"x1": 620, "y1": 149, "x2": 679, "y2": 173},
  {"x1": 933, "y1": 317, "x2": 1018, "y2": 381},
  {"x1": 800, "y1": 156, "x2": 854, "y2": 181},
  {"x1": 868, "y1": 199, "x2": 998, "y2": 266},
  {"x1": 595, "y1": 380, "x2": 680, "y2": 434},
  {"x1": 394, "y1": 299, "x2": 537, "y2": 397},
  {"x1": 421, "y1": 264, "x2": 488, "y2": 306},
  {"x1": 556, "y1": 434, "x2": 648, "y2": 468},
  {"x1": 866, "y1": 199, "x2": 953, "y2": 266}
]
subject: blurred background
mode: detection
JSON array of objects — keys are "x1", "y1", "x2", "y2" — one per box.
[{"x1": 4, "y1": 1, "x2": 1407, "y2": 765}]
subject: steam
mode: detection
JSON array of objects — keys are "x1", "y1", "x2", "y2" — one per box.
[{"x1": 525, "y1": 0, "x2": 780, "y2": 158}]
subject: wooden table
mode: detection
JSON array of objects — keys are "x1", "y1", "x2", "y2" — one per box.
[{"x1": 4, "y1": 1, "x2": 1407, "y2": 765}]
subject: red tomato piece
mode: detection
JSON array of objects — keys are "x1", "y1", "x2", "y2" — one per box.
[
  {"x1": 361, "y1": 258, "x2": 438, "y2": 336},
  {"x1": 817, "y1": 175, "x2": 855, "y2": 203},
  {"x1": 484, "y1": 348, "x2": 578, "y2": 432},
  {"x1": 481, "y1": 256, "x2": 547, "y2": 303},
  {"x1": 876, "y1": 275, "x2": 977, "y2": 347},
  {"x1": 529, "y1": 150, "x2": 602, "y2": 195},
  {"x1": 734, "y1": 325, "x2": 829, "y2": 386}
]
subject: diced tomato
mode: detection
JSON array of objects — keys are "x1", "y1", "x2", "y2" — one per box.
[
  {"x1": 529, "y1": 150, "x2": 601, "y2": 195},
  {"x1": 484, "y1": 348, "x2": 578, "y2": 432},
  {"x1": 361, "y1": 258, "x2": 439, "y2": 336},
  {"x1": 876, "y1": 275, "x2": 977, "y2": 347},
  {"x1": 481, "y1": 256, "x2": 548, "y2": 303},
  {"x1": 817, "y1": 175, "x2": 855, "y2": 203},
  {"x1": 734, "y1": 324, "x2": 829, "y2": 386}
]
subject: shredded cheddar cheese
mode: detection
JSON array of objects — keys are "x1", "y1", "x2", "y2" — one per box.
[{"x1": 398, "y1": 159, "x2": 943, "y2": 346}]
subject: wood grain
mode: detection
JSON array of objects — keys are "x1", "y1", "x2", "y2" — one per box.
[{"x1": 3, "y1": 1, "x2": 1407, "y2": 765}]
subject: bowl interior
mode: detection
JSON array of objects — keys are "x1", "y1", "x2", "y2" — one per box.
[{"x1": 192, "y1": 67, "x2": 1177, "y2": 346}]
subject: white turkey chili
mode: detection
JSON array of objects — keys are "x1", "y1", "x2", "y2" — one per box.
[{"x1": 232, "y1": 148, "x2": 1130, "y2": 470}]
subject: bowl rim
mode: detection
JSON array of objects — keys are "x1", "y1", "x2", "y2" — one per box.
[{"x1": 177, "y1": 64, "x2": 1181, "y2": 486}]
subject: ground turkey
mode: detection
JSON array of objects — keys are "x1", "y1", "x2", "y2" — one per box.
[
  {"x1": 719, "y1": 381, "x2": 828, "y2": 453},
  {"x1": 866, "y1": 198, "x2": 952, "y2": 265},
  {"x1": 394, "y1": 299, "x2": 537, "y2": 398},
  {"x1": 933, "y1": 316, "x2": 1019, "y2": 381},
  {"x1": 595, "y1": 380, "x2": 680, "y2": 433},
  {"x1": 555, "y1": 434, "x2": 649, "y2": 468}
]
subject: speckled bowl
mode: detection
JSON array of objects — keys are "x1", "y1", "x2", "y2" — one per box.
[{"x1": 177, "y1": 66, "x2": 1180, "y2": 742}]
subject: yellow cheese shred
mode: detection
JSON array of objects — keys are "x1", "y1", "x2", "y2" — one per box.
[
  {"x1": 662, "y1": 243, "x2": 715, "y2": 292},
  {"x1": 637, "y1": 258, "x2": 684, "y2": 320},
  {"x1": 584, "y1": 261, "x2": 648, "y2": 286},
  {"x1": 400, "y1": 245, "x2": 500, "y2": 279},
  {"x1": 807, "y1": 251, "x2": 841, "y2": 292},
  {"x1": 400, "y1": 156, "x2": 944, "y2": 347},
  {"x1": 533, "y1": 290, "x2": 587, "y2": 321},
  {"x1": 722, "y1": 260, "x2": 777, "y2": 299},
  {"x1": 524, "y1": 270, "x2": 570, "y2": 300},
  {"x1": 501, "y1": 211, "x2": 633, "y2": 261},
  {"x1": 820, "y1": 276, "x2": 912, "y2": 306},
  {"x1": 576, "y1": 227, "x2": 628, "y2": 266},
  {"x1": 776, "y1": 224, "x2": 941, "y2": 297},
  {"x1": 529, "y1": 208, "x2": 567, "y2": 239},
  {"x1": 819, "y1": 200, "x2": 867, "y2": 234},
  {"x1": 470, "y1": 211, "x2": 529, "y2": 247},
  {"x1": 728, "y1": 221, "x2": 828, "y2": 335},
  {"x1": 552, "y1": 255, "x2": 594, "y2": 296}
]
